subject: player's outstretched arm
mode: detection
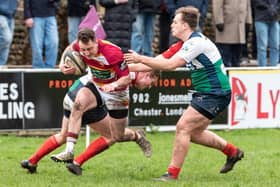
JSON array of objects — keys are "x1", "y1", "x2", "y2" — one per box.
[{"x1": 124, "y1": 50, "x2": 185, "y2": 71}]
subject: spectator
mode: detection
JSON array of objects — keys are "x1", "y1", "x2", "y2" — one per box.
[
  {"x1": 252, "y1": 0, "x2": 280, "y2": 67},
  {"x1": 67, "y1": 0, "x2": 96, "y2": 44},
  {"x1": 0, "y1": 0, "x2": 19, "y2": 69},
  {"x1": 24, "y1": 0, "x2": 60, "y2": 68},
  {"x1": 99, "y1": 0, "x2": 137, "y2": 53},
  {"x1": 164, "y1": 0, "x2": 208, "y2": 46},
  {"x1": 213, "y1": 0, "x2": 252, "y2": 67},
  {"x1": 159, "y1": 0, "x2": 173, "y2": 52},
  {"x1": 131, "y1": 0, "x2": 161, "y2": 57},
  {"x1": 165, "y1": 0, "x2": 209, "y2": 32}
]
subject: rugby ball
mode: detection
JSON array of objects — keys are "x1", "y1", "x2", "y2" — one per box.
[{"x1": 61, "y1": 49, "x2": 87, "y2": 75}]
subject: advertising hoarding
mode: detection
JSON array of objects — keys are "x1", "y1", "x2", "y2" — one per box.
[
  {"x1": 129, "y1": 70, "x2": 228, "y2": 129},
  {"x1": 228, "y1": 68, "x2": 280, "y2": 128},
  {"x1": 0, "y1": 70, "x2": 77, "y2": 130}
]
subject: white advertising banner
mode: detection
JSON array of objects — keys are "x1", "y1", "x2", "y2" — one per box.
[{"x1": 228, "y1": 68, "x2": 280, "y2": 129}]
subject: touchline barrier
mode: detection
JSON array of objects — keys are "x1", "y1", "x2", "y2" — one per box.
[{"x1": 1, "y1": 67, "x2": 280, "y2": 131}]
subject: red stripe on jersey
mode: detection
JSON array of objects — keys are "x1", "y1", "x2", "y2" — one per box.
[{"x1": 162, "y1": 41, "x2": 184, "y2": 59}]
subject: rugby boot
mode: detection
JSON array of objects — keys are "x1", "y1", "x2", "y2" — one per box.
[
  {"x1": 220, "y1": 148, "x2": 244, "y2": 173},
  {"x1": 136, "y1": 129, "x2": 152, "y2": 158},
  {"x1": 66, "y1": 163, "x2": 82, "y2": 176},
  {"x1": 153, "y1": 172, "x2": 177, "y2": 182},
  {"x1": 50, "y1": 151, "x2": 74, "y2": 163},
  {"x1": 20, "y1": 160, "x2": 37, "y2": 173}
]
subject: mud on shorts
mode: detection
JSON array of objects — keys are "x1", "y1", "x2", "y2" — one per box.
[
  {"x1": 190, "y1": 91, "x2": 231, "y2": 120},
  {"x1": 63, "y1": 74, "x2": 129, "y2": 125}
]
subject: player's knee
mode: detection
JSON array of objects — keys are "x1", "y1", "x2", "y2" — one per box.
[
  {"x1": 176, "y1": 122, "x2": 191, "y2": 135},
  {"x1": 112, "y1": 133, "x2": 125, "y2": 142},
  {"x1": 73, "y1": 100, "x2": 87, "y2": 113},
  {"x1": 54, "y1": 133, "x2": 67, "y2": 144}
]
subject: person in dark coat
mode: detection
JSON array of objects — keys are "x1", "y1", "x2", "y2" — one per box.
[
  {"x1": 99, "y1": 0, "x2": 137, "y2": 53},
  {"x1": 165, "y1": 0, "x2": 209, "y2": 31}
]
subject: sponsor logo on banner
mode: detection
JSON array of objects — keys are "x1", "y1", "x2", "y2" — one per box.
[{"x1": 231, "y1": 77, "x2": 248, "y2": 125}]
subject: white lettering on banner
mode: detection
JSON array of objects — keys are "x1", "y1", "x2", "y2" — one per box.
[
  {"x1": 0, "y1": 83, "x2": 18, "y2": 100},
  {"x1": 134, "y1": 108, "x2": 162, "y2": 116},
  {"x1": 134, "y1": 107, "x2": 185, "y2": 117},
  {"x1": 0, "y1": 102, "x2": 35, "y2": 119},
  {"x1": 132, "y1": 93, "x2": 150, "y2": 103},
  {"x1": 158, "y1": 92, "x2": 192, "y2": 104},
  {"x1": 0, "y1": 82, "x2": 35, "y2": 119},
  {"x1": 165, "y1": 107, "x2": 185, "y2": 116}
]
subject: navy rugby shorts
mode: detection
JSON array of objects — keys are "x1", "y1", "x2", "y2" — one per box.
[{"x1": 191, "y1": 91, "x2": 231, "y2": 120}]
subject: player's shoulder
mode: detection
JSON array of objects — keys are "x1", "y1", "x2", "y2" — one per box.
[
  {"x1": 99, "y1": 40, "x2": 122, "y2": 52},
  {"x1": 98, "y1": 40, "x2": 124, "y2": 64}
]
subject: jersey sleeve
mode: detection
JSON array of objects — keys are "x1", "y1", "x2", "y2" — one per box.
[
  {"x1": 113, "y1": 60, "x2": 129, "y2": 78},
  {"x1": 176, "y1": 38, "x2": 204, "y2": 63},
  {"x1": 162, "y1": 41, "x2": 184, "y2": 59}
]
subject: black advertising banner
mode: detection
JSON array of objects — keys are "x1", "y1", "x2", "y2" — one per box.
[
  {"x1": 0, "y1": 70, "x2": 78, "y2": 130},
  {"x1": 0, "y1": 72, "x2": 23, "y2": 129},
  {"x1": 24, "y1": 72, "x2": 78, "y2": 129},
  {"x1": 1, "y1": 70, "x2": 227, "y2": 130},
  {"x1": 129, "y1": 70, "x2": 227, "y2": 126}
]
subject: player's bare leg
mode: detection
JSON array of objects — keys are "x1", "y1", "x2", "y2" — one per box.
[
  {"x1": 52, "y1": 87, "x2": 98, "y2": 162},
  {"x1": 66, "y1": 116, "x2": 151, "y2": 175},
  {"x1": 21, "y1": 116, "x2": 69, "y2": 173},
  {"x1": 109, "y1": 117, "x2": 152, "y2": 157},
  {"x1": 155, "y1": 106, "x2": 243, "y2": 181}
]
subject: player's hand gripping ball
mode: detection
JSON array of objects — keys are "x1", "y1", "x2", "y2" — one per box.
[{"x1": 62, "y1": 49, "x2": 87, "y2": 75}]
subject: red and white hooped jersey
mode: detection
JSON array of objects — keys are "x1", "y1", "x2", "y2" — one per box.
[{"x1": 72, "y1": 39, "x2": 129, "y2": 86}]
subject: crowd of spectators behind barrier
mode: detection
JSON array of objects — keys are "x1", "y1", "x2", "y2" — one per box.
[{"x1": 2, "y1": 0, "x2": 280, "y2": 68}]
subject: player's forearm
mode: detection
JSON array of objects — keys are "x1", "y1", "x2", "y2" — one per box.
[
  {"x1": 111, "y1": 75, "x2": 131, "y2": 89},
  {"x1": 137, "y1": 55, "x2": 176, "y2": 71}
]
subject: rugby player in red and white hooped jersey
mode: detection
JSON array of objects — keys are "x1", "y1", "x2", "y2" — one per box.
[
  {"x1": 59, "y1": 28, "x2": 133, "y2": 162},
  {"x1": 57, "y1": 28, "x2": 160, "y2": 166},
  {"x1": 20, "y1": 70, "x2": 158, "y2": 175},
  {"x1": 20, "y1": 28, "x2": 159, "y2": 175}
]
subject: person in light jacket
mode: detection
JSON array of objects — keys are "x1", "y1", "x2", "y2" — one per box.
[{"x1": 213, "y1": 0, "x2": 252, "y2": 67}]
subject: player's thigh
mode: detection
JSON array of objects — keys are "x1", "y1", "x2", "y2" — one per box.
[
  {"x1": 88, "y1": 115, "x2": 112, "y2": 139},
  {"x1": 176, "y1": 106, "x2": 210, "y2": 133},
  {"x1": 109, "y1": 117, "x2": 128, "y2": 138},
  {"x1": 75, "y1": 87, "x2": 98, "y2": 111}
]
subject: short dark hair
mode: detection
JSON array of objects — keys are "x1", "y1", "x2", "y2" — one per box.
[
  {"x1": 77, "y1": 28, "x2": 96, "y2": 43},
  {"x1": 175, "y1": 6, "x2": 200, "y2": 30}
]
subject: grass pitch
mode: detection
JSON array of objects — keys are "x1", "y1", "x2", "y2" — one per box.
[{"x1": 0, "y1": 128, "x2": 280, "y2": 187}]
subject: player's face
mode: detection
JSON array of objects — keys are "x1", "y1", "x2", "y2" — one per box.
[
  {"x1": 79, "y1": 40, "x2": 98, "y2": 58},
  {"x1": 171, "y1": 13, "x2": 186, "y2": 39},
  {"x1": 134, "y1": 72, "x2": 158, "y2": 90}
]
